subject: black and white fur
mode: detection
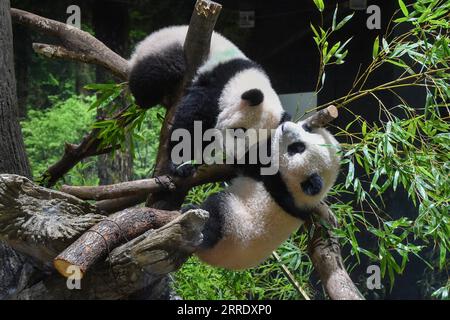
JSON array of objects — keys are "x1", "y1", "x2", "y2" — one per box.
[
  {"x1": 192, "y1": 121, "x2": 341, "y2": 270},
  {"x1": 128, "y1": 26, "x2": 290, "y2": 176}
]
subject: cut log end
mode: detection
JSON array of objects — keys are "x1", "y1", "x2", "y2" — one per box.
[
  {"x1": 326, "y1": 105, "x2": 338, "y2": 119},
  {"x1": 54, "y1": 259, "x2": 85, "y2": 279},
  {"x1": 302, "y1": 105, "x2": 339, "y2": 129},
  {"x1": 195, "y1": 0, "x2": 222, "y2": 17}
]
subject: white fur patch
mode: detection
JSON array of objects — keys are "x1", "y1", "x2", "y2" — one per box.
[
  {"x1": 196, "y1": 177, "x2": 303, "y2": 270},
  {"x1": 216, "y1": 69, "x2": 284, "y2": 131}
]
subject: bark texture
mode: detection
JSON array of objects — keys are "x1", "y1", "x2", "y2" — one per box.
[
  {"x1": 0, "y1": 174, "x2": 207, "y2": 299},
  {"x1": 0, "y1": 0, "x2": 31, "y2": 178}
]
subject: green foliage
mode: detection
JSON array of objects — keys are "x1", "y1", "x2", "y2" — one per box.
[
  {"x1": 86, "y1": 83, "x2": 164, "y2": 160},
  {"x1": 132, "y1": 106, "x2": 165, "y2": 179},
  {"x1": 21, "y1": 91, "x2": 164, "y2": 185},
  {"x1": 85, "y1": 82, "x2": 165, "y2": 180},
  {"x1": 432, "y1": 280, "x2": 449, "y2": 300},
  {"x1": 334, "y1": 105, "x2": 449, "y2": 290},
  {"x1": 21, "y1": 95, "x2": 96, "y2": 185},
  {"x1": 312, "y1": 0, "x2": 450, "y2": 294},
  {"x1": 310, "y1": 3, "x2": 353, "y2": 93}
]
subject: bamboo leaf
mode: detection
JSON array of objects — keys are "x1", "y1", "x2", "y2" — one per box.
[
  {"x1": 335, "y1": 13, "x2": 354, "y2": 31},
  {"x1": 313, "y1": 0, "x2": 325, "y2": 12},
  {"x1": 373, "y1": 36, "x2": 380, "y2": 59},
  {"x1": 332, "y1": 5, "x2": 338, "y2": 31},
  {"x1": 398, "y1": 0, "x2": 409, "y2": 17}
]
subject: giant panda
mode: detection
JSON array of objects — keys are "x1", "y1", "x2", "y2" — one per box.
[
  {"x1": 128, "y1": 26, "x2": 290, "y2": 176},
  {"x1": 188, "y1": 120, "x2": 341, "y2": 270}
]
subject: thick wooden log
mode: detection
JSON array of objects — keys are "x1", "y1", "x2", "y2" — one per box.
[
  {"x1": 109, "y1": 209, "x2": 208, "y2": 277},
  {"x1": 14, "y1": 210, "x2": 208, "y2": 300},
  {"x1": 96, "y1": 194, "x2": 149, "y2": 214},
  {"x1": 0, "y1": 174, "x2": 208, "y2": 299},
  {"x1": 0, "y1": 174, "x2": 105, "y2": 264},
  {"x1": 54, "y1": 208, "x2": 179, "y2": 278}
]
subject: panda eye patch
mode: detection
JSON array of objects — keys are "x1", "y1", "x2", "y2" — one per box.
[
  {"x1": 287, "y1": 141, "x2": 306, "y2": 155},
  {"x1": 302, "y1": 123, "x2": 313, "y2": 133}
]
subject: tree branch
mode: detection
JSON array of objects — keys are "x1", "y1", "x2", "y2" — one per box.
[
  {"x1": 308, "y1": 203, "x2": 365, "y2": 300},
  {"x1": 11, "y1": 8, "x2": 129, "y2": 80},
  {"x1": 147, "y1": 0, "x2": 223, "y2": 210},
  {"x1": 61, "y1": 164, "x2": 234, "y2": 201},
  {"x1": 96, "y1": 194, "x2": 149, "y2": 214}
]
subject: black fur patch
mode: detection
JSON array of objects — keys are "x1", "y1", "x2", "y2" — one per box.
[
  {"x1": 129, "y1": 44, "x2": 185, "y2": 108},
  {"x1": 302, "y1": 123, "x2": 313, "y2": 133},
  {"x1": 287, "y1": 141, "x2": 306, "y2": 155},
  {"x1": 261, "y1": 172, "x2": 312, "y2": 221},
  {"x1": 280, "y1": 111, "x2": 292, "y2": 124},
  {"x1": 198, "y1": 192, "x2": 227, "y2": 249},
  {"x1": 235, "y1": 138, "x2": 313, "y2": 221},
  {"x1": 241, "y1": 88, "x2": 264, "y2": 106},
  {"x1": 300, "y1": 173, "x2": 323, "y2": 196}
]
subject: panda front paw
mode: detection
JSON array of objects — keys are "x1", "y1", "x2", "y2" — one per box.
[
  {"x1": 180, "y1": 204, "x2": 200, "y2": 213},
  {"x1": 169, "y1": 161, "x2": 197, "y2": 178}
]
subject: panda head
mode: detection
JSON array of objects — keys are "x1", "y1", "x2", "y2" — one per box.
[
  {"x1": 273, "y1": 120, "x2": 340, "y2": 208},
  {"x1": 216, "y1": 68, "x2": 288, "y2": 131}
]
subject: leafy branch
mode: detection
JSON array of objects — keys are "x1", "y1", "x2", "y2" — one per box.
[{"x1": 311, "y1": 0, "x2": 449, "y2": 293}]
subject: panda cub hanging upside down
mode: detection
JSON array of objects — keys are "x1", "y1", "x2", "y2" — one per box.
[
  {"x1": 189, "y1": 120, "x2": 341, "y2": 270},
  {"x1": 128, "y1": 26, "x2": 290, "y2": 176}
]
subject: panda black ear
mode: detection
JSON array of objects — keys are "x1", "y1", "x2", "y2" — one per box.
[
  {"x1": 241, "y1": 89, "x2": 264, "y2": 106},
  {"x1": 301, "y1": 173, "x2": 323, "y2": 196}
]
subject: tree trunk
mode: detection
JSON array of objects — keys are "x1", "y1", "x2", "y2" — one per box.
[
  {"x1": 93, "y1": 0, "x2": 133, "y2": 185},
  {"x1": 12, "y1": 24, "x2": 31, "y2": 118},
  {"x1": 0, "y1": 0, "x2": 31, "y2": 178},
  {"x1": 0, "y1": 0, "x2": 38, "y2": 300}
]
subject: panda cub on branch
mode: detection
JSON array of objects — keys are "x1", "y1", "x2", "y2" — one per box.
[
  {"x1": 190, "y1": 120, "x2": 341, "y2": 270},
  {"x1": 128, "y1": 26, "x2": 290, "y2": 176}
]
